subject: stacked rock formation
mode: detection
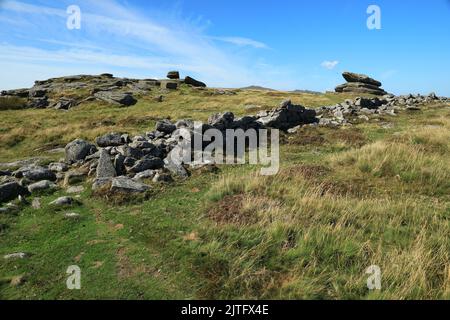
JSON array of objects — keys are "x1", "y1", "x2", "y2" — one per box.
[{"x1": 335, "y1": 72, "x2": 387, "y2": 96}]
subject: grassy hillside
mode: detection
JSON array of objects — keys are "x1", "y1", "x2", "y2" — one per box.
[{"x1": 1, "y1": 86, "x2": 449, "y2": 299}]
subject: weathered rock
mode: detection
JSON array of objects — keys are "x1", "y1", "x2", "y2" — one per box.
[
  {"x1": 208, "y1": 112, "x2": 235, "y2": 130},
  {"x1": 114, "y1": 154, "x2": 126, "y2": 176},
  {"x1": 3, "y1": 252, "x2": 29, "y2": 260},
  {"x1": 66, "y1": 186, "x2": 85, "y2": 194},
  {"x1": 65, "y1": 212, "x2": 81, "y2": 219},
  {"x1": 156, "y1": 119, "x2": 176, "y2": 134},
  {"x1": 130, "y1": 157, "x2": 164, "y2": 173},
  {"x1": 94, "y1": 91, "x2": 137, "y2": 106},
  {"x1": 50, "y1": 196, "x2": 77, "y2": 206},
  {"x1": 132, "y1": 169, "x2": 157, "y2": 181},
  {"x1": 164, "y1": 155, "x2": 189, "y2": 178},
  {"x1": 54, "y1": 98, "x2": 77, "y2": 110},
  {"x1": 65, "y1": 139, "x2": 97, "y2": 164},
  {"x1": 92, "y1": 178, "x2": 112, "y2": 191},
  {"x1": 167, "y1": 71, "x2": 180, "y2": 79},
  {"x1": 64, "y1": 170, "x2": 87, "y2": 186},
  {"x1": 342, "y1": 72, "x2": 382, "y2": 87},
  {"x1": 48, "y1": 162, "x2": 69, "y2": 172},
  {"x1": 184, "y1": 76, "x2": 206, "y2": 88},
  {"x1": 96, "y1": 149, "x2": 117, "y2": 179},
  {"x1": 28, "y1": 97, "x2": 49, "y2": 108},
  {"x1": 117, "y1": 146, "x2": 144, "y2": 159},
  {"x1": 96, "y1": 132, "x2": 124, "y2": 147},
  {"x1": 110, "y1": 176, "x2": 150, "y2": 193},
  {"x1": 27, "y1": 180, "x2": 57, "y2": 193},
  {"x1": 1, "y1": 88, "x2": 29, "y2": 98},
  {"x1": 32, "y1": 198, "x2": 41, "y2": 209},
  {"x1": 256, "y1": 100, "x2": 317, "y2": 130},
  {"x1": 152, "y1": 173, "x2": 173, "y2": 183},
  {"x1": 16, "y1": 166, "x2": 56, "y2": 182},
  {"x1": 0, "y1": 182, "x2": 28, "y2": 203},
  {"x1": 160, "y1": 80, "x2": 178, "y2": 90}
]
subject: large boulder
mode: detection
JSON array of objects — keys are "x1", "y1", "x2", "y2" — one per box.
[
  {"x1": 96, "y1": 132, "x2": 124, "y2": 147},
  {"x1": 129, "y1": 157, "x2": 164, "y2": 173},
  {"x1": 256, "y1": 100, "x2": 317, "y2": 130},
  {"x1": 96, "y1": 149, "x2": 117, "y2": 179},
  {"x1": 184, "y1": 76, "x2": 206, "y2": 88},
  {"x1": 208, "y1": 112, "x2": 235, "y2": 130},
  {"x1": 94, "y1": 91, "x2": 137, "y2": 106},
  {"x1": 14, "y1": 166, "x2": 56, "y2": 181},
  {"x1": 0, "y1": 182, "x2": 28, "y2": 203},
  {"x1": 110, "y1": 176, "x2": 150, "y2": 193},
  {"x1": 156, "y1": 119, "x2": 176, "y2": 134},
  {"x1": 342, "y1": 72, "x2": 382, "y2": 87},
  {"x1": 27, "y1": 180, "x2": 57, "y2": 193},
  {"x1": 65, "y1": 139, "x2": 97, "y2": 164},
  {"x1": 336, "y1": 72, "x2": 387, "y2": 96},
  {"x1": 167, "y1": 71, "x2": 180, "y2": 79}
]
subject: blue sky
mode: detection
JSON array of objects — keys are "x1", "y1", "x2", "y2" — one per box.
[{"x1": 0, "y1": 0, "x2": 449, "y2": 95}]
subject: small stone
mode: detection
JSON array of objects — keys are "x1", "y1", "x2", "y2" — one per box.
[
  {"x1": 50, "y1": 196, "x2": 77, "y2": 207},
  {"x1": 27, "y1": 180, "x2": 57, "y2": 193},
  {"x1": 65, "y1": 212, "x2": 81, "y2": 219},
  {"x1": 4, "y1": 252, "x2": 29, "y2": 260},
  {"x1": 32, "y1": 198, "x2": 41, "y2": 209},
  {"x1": 66, "y1": 186, "x2": 85, "y2": 194}
]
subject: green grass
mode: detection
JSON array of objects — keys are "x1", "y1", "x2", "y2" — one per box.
[{"x1": 1, "y1": 86, "x2": 449, "y2": 299}]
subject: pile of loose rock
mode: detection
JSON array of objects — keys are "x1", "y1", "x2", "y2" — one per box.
[
  {"x1": 0, "y1": 71, "x2": 207, "y2": 110},
  {"x1": 314, "y1": 92, "x2": 446, "y2": 127},
  {"x1": 335, "y1": 72, "x2": 387, "y2": 96},
  {"x1": 1, "y1": 77, "x2": 449, "y2": 210}
]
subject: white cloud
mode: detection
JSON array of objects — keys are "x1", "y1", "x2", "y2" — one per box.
[
  {"x1": 211, "y1": 36, "x2": 269, "y2": 49},
  {"x1": 0, "y1": 0, "x2": 297, "y2": 89},
  {"x1": 321, "y1": 60, "x2": 339, "y2": 70}
]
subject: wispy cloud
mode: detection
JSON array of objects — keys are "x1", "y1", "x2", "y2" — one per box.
[
  {"x1": 321, "y1": 60, "x2": 339, "y2": 70},
  {"x1": 0, "y1": 0, "x2": 289, "y2": 90},
  {"x1": 211, "y1": 36, "x2": 269, "y2": 49}
]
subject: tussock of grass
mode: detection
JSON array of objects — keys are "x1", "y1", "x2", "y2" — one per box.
[
  {"x1": 0, "y1": 96, "x2": 27, "y2": 111},
  {"x1": 202, "y1": 167, "x2": 450, "y2": 299}
]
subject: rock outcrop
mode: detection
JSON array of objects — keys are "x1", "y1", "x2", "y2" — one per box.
[{"x1": 335, "y1": 72, "x2": 387, "y2": 96}]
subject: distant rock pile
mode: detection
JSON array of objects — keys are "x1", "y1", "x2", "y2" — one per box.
[
  {"x1": 335, "y1": 72, "x2": 387, "y2": 96},
  {"x1": 0, "y1": 71, "x2": 207, "y2": 110}
]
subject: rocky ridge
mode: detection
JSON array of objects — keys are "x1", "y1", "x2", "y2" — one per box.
[{"x1": 1, "y1": 71, "x2": 206, "y2": 110}]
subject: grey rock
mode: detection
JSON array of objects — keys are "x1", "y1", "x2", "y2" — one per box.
[
  {"x1": 96, "y1": 149, "x2": 117, "y2": 179},
  {"x1": 48, "y1": 162, "x2": 69, "y2": 172},
  {"x1": 16, "y1": 166, "x2": 56, "y2": 181},
  {"x1": 27, "y1": 180, "x2": 57, "y2": 193},
  {"x1": 94, "y1": 91, "x2": 137, "y2": 106},
  {"x1": 49, "y1": 196, "x2": 77, "y2": 206},
  {"x1": 65, "y1": 212, "x2": 81, "y2": 219},
  {"x1": 92, "y1": 178, "x2": 112, "y2": 191},
  {"x1": 167, "y1": 71, "x2": 180, "y2": 79},
  {"x1": 342, "y1": 72, "x2": 382, "y2": 87},
  {"x1": 164, "y1": 155, "x2": 189, "y2": 178},
  {"x1": 152, "y1": 173, "x2": 173, "y2": 183},
  {"x1": 156, "y1": 119, "x2": 176, "y2": 134},
  {"x1": 130, "y1": 157, "x2": 164, "y2": 173},
  {"x1": 110, "y1": 176, "x2": 150, "y2": 193},
  {"x1": 0, "y1": 182, "x2": 28, "y2": 203},
  {"x1": 114, "y1": 154, "x2": 126, "y2": 176},
  {"x1": 66, "y1": 186, "x2": 85, "y2": 194},
  {"x1": 32, "y1": 197, "x2": 41, "y2": 209},
  {"x1": 4, "y1": 252, "x2": 29, "y2": 260},
  {"x1": 28, "y1": 97, "x2": 49, "y2": 108},
  {"x1": 96, "y1": 132, "x2": 124, "y2": 147},
  {"x1": 65, "y1": 139, "x2": 97, "y2": 164},
  {"x1": 208, "y1": 112, "x2": 235, "y2": 130},
  {"x1": 133, "y1": 170, "x2": 157, "y2": 180},
  {"x1": 117, "y1": 146, "x2": 144, "y2": 159},
  {"x1": 184, "y1": 76, "x2": 206, "y2": 88},
  {"x1": 256, "y1": 100, "x2": 317, "y2": 130},
  {"x1": 54, "y1": 98, "x2": 76, "y2": 110}
]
